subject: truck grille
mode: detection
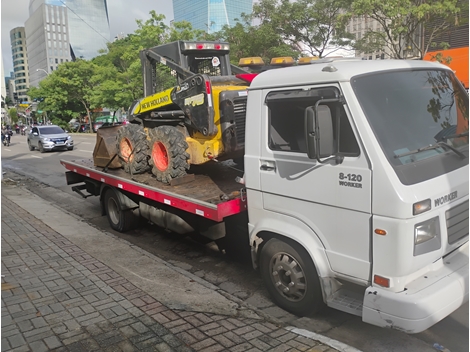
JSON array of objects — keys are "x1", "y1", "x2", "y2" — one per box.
[
  {"x1": 446, "y1": 201, "x2": 469, "y2": 244},
  {"x1": 233, "y1": 98, "x2": 247, "y2": 145}
]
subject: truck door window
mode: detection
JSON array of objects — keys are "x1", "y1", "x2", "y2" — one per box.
[{"x1": 266, "y1": 88, "x2": 359, "y2": 156}]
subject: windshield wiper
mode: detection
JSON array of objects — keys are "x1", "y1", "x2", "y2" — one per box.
[
  {"x1": 394, "y1": 141, "x2": 466, "y2": 159},
  {"x1": 440, "y1": 131, "x2": 469, "y2": 141}
]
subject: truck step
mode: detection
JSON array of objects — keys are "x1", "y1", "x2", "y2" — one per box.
[{"x1": 326, "y1": 288, "x2": 363, "y2": 316}]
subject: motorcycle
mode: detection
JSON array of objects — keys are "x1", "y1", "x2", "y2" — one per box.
[{"x1": 2, "y1": 131, "x2": 11, "y2": 146}]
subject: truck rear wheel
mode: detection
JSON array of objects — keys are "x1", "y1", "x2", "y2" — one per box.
[
  {"x1": 148, "y1": 126, "x2": 189, "y2": 184},
  {"x1": 104, "y1": 188, "x2": 139, "y2": 232},
  {"x1": 116, "y1": 124, "x2": 149, "y2": 174},
  {"x1": 260, "y1": 238, "x2": 324, "y2": 316}
]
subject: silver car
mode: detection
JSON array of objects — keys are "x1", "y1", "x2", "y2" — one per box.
[{"x1": 27, "y1": 125, "x2": 74, "y2": 152}]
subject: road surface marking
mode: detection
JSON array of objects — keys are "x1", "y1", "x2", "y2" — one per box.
[{"x1": 31, "y1": 155, "x2": 43, "y2": 159}]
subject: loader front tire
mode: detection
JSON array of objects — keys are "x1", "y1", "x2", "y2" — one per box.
[
  {"x1": 116, "y1": 124, "x2": 149, "y2": 174},
  {"x1": 148, "y1": 126, "x2": 189, "y2": 184}
]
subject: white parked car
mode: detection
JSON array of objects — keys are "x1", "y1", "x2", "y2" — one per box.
[{"x1": 27, "y1": 125, "x2": 74, "y2": 152}]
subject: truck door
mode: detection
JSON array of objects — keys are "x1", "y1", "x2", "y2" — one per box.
[{"x1": 259, "y1": 85, "x2": 372, "y2": 281}]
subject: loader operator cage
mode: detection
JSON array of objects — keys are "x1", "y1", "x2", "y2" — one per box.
[{"x1": 141, "y1": 41, "x2": 234, "y2": 96}]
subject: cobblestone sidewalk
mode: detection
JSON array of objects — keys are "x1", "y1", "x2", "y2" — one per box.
[{"x1": 1, "y1": 195, "x2": 339, "y2": 352}]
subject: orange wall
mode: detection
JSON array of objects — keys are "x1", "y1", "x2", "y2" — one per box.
[{"x1": 424, "y1": 47, "x2": 469, "y2": 88}]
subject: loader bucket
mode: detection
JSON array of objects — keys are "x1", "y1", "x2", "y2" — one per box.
[{"x1": 93, "y1": 125, "x2": 123, "y2": 168}]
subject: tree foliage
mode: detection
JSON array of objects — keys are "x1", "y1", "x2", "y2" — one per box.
[
  {"x1": 8, "y1": 108, "x2": 18, "y2": 123},
  {"x1": 208, "y1": 17, "x2": 299, "y2": 65},
  {"x1": 251, "y1": 0, "x2": 354, "y2": 58},
  {"x1": 345, "y1": 0, "x2": 463, "y2": 59}
]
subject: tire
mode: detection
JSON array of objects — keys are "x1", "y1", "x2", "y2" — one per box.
[
  {"x1": 67, "y1": 146, "x2": 74, "y2": 151},
  {"x1": 259, "y1": 238, "x2": 324, "y2": 316},
  {"x1": 38, "y1": 142, "x2": 45, "y2": 153},
  {"x1": 148, "y1": 126, "x2": 189, "y2": 184},
  {"x1": 104, "y1": 188, "x2": 140, "y2": 232},
  {"x1": 116, "y1": 124, "x2": 149, "y2": 174},
  {"x1": 28, "y1": 141, "x2": 34, "y2": 151}
]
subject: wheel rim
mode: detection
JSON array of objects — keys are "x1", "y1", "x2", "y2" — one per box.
[
  {"x1": 269, "y1": 252, "x2": 307, "y2": 302},
  {"x1": 152, "y1": 141, "x2": 169, "y2": 171},
  {"x1": 107, "y1": 196, "x2": 120, "y2": 225},
  {"x1": 120, "y1": 138, "x2": 134, "y2": 162}
]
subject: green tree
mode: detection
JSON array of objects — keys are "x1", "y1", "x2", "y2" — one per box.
[
  {"x1": 8, "y1": 108, "x2": 18, "y2": 124},
  {"x1": 29, "y1": 60, "x2": 98, "y2": 130},
  {"x1": 345, "y1": 0, "x2": 462, "y2": 59},
  {"x1": 252, "y1": 0, "x2": 353, "y2": 58},
  {"x1": 91, "y1": 12, "x2": 206, "y2": 112},
  {"x1": 208, "y1": 15, "x2": 299, "y2": 65}
]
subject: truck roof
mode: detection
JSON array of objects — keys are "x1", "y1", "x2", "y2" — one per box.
[{"x1": 249, "y1": 59, "x2": 450, "y2": 90}]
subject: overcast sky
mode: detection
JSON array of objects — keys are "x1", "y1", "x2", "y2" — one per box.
[{"x1": 1, "y1": 0, "x2": 174, "y2": 75}]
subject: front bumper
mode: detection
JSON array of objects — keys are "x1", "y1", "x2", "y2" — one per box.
[
  {"x1": 43, "y1": 140, "x2": 73, "y2": 150},
  {"x1": 363, "y1": 241, "x2": 468, "y2": 333}
]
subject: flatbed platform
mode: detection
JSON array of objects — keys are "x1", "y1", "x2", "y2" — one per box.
[{"x1": 61, "y1": 159, "x2": 247, "y2": 222}]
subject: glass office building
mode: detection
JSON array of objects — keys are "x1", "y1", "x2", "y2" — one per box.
[
  {"x1": 173, "y1": 0, "x2": 253, "y2": 33},
  {"x1": 65, "y1": 0, "x2": 110, "y2": 60}
]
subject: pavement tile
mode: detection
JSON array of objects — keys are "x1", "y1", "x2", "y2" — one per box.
[
  {"x1": 43, "y1": 335, "x2": 63, "y2": 349},
  {"x1": 29, "y1": 340, "x2": 49, "y2": 352},
  {"x1": 1, "y1": 193, "x2": 340, "y2": 352}
]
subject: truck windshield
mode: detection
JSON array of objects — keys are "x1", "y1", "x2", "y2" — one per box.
[{"x1": 352, "y1": 69, "x2": 468, "y2": 185}]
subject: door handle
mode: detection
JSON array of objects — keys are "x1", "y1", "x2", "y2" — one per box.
[{"x1": 260, "y1": 164, "x2": 275, "y2": 171}]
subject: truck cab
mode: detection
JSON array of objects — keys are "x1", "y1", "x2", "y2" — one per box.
[{"x1": 245, "y1": 59, "x2": 468, "y2": 333}]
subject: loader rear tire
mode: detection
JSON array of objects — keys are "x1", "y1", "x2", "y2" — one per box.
[
  {"x1": 116, "y1": 124, "x2": 149, "y2": 174},
  {"x1": 148, "y1": 126, "x2": 189, "y2": 184}
]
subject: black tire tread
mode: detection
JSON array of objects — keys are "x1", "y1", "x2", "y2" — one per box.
[
  {"x1": 104, "y1": 189, "x2": 140, "y2": 232},
  {"x1": 148, "y1": 126, "x2": 189, "y2": 184},
  {"x1": 259, "y1": 238, "x2": 324, "y2": 316},
  {"x1": 116, "y1": 124, "x2": 149, "y2": 174}
]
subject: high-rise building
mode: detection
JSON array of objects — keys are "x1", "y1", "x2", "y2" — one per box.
[
  {"x1": 25, "y1": 0, "x2": 110, "y2": 87},
  {"x1": 9, "y1": 27, "x2": 30, "y2": 102},
  {"x1": 26, "y1": 2, "x2": 70, "y2": 87},
  {"x1": 65, "y1": 0, "x2": 110, "y2": 60},
  {"x1": 173, "y1": 0, "x2": 253, "y2": 33}
]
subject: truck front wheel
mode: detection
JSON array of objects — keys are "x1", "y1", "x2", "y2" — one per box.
[
  {"x1": 116, "y1": 124, "x2": 149, "y2": 174},
  {"x1": 104, "y1": 188, "x2": 139, "y2": 232},
  {"x1": 148, "y1": 126, "x2": 189, "y2": 184},
  {"x1": 260, "y1": 238, "x2": 324, "y2": 316}
]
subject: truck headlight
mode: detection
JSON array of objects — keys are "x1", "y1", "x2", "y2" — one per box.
[
  {"x1": 414, "y1": 217, "x2": 441, "y2": 256},
  {"x1": 42, "y1": 138, "x2": 51, "y2": 142}
]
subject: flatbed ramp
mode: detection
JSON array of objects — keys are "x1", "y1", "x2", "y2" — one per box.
[{"x1": 61, "y1": 159, "x2": 247, "y2": 222}]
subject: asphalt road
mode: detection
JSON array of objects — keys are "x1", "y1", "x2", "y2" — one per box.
[{"x1": 1, "y1": 132, "x2": 468, "y2": 352}]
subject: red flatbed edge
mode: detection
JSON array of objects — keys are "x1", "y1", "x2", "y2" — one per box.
[{"x1": 61, "y1": 159, "x2": 247, "y2": 222}]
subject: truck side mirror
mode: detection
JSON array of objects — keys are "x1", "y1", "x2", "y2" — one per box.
[{"x1": 305, "y1": 105, "x2": 334, "y2": 160}]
